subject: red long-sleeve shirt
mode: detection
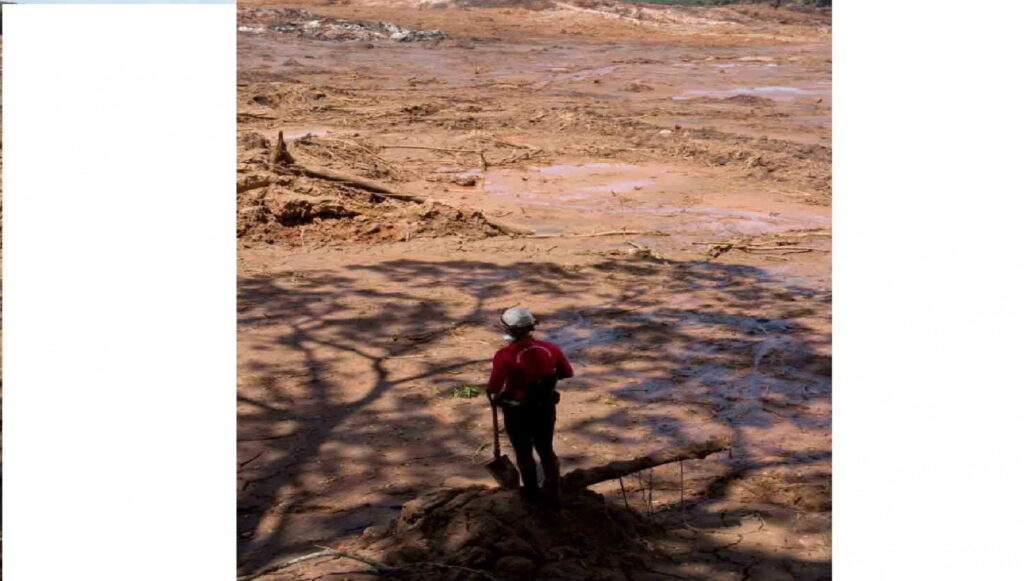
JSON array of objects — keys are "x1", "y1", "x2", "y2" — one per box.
[{"x1": 487, "y1": 338, "x2": 573, "y2": 401}]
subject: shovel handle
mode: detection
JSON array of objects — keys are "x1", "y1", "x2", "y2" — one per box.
[{"x1": 490, "y1": 397, "x2": 501, "y2": 458}]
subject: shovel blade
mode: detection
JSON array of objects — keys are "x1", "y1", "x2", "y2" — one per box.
[{"x1": 485, "y1": 454, "x2": 521, "y2": 489}]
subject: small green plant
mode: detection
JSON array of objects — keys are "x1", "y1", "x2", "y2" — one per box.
[{"x1": 452, "y1": 384, "x2": 482, "y2": 399}]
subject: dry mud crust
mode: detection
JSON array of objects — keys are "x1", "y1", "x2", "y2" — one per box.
[
  {"x1": 238, "y1": 8, "x2": 446, "y2": 43},
  {"x1": 360, "y1": 486, "x2": 661, "y2": 580},
  {"x1": 728, "y1": 467, "x2": 831, "y2": 512},
  {"x1": 663, "y1": 128, "x2": 832, "y2": 197},
  {"x1": 245, "y1": 0, "x2": 829, "y2": 44},
  {"x1": 237, "y1": 82, "x2": 359, "y2": 120}
]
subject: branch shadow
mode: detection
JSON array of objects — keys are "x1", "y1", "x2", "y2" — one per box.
[{"x1": 238, "y1": 255, "x2": 831, "y2": 578}]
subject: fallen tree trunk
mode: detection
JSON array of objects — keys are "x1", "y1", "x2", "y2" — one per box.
[
  {"x1": 283, "y1": 164, "x2": 427, "y2": 203},
  {"x1": 291, "y1": 166, "x2": 392, "y2": 194},
  {"x1": 269, "y1": 130, "x2": 425, "y2": 202},
  {"x1": 562, "y1": 437, "x2": 729, "y2": 493}
]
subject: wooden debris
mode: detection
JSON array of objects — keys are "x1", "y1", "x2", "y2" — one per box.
[
  {"x1": 626, "y1": 241, "x2": 664, "y2": 261},
  {"x1": 271, "y1": 130, "x2": 295, "y2": 166},
  {"x1": 268, "y1": 131, "x2": 430, "y2": 202},
  {"x1": 524, "y1": 229, "x2": 669, "y2": 240},
  {"x1": 776, "y1": 229, "x2": 831, "y2": 239},
  {"x1": 262, "y1": 128, "x2": 534, "y2": 237},
  {"x1": 237, "y1": 176, "x2": 274, "y2": 194},
  {"x1": 286, "y1": 165, "x2": 424, "y2": 202},
  {"x1": 618, "y1": 477, "x2": 632, "y2": 511},
  {"x1": 490, "y1": 221, "x2": 536, "y2": 236},
  {"x1": 693, "y1": 238, "x2": 829, "y2": 259},
  {"x1": 562, "y1": 437, "x2": 728, "y2": 493}
]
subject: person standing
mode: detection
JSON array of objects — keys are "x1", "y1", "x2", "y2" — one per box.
[{"x1": 487, "y1": 307, "x2": 574, "y2": 506}]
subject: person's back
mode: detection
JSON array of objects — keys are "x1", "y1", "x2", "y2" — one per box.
[
  {"x1": 486, "y1": 307, "x2": 573, "y2": 507},
  {"x1": 488, "y1": 337, "x2": 573, "y2": 403}
]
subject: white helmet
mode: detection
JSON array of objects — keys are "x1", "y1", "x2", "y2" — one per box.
[{"x1": 501, "y1": 307, "x2": 536, "y2": 330}]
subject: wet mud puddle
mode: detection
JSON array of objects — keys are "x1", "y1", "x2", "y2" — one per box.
[
  {"x1": 460, "y1": 162, "x2": 829, "y2": 240},
  {"x1": 259, "y1": 126, "x2": 332, "y2": 141},
  {"x1": 464, "y1": 163, "x2": 654, "y2": 200},
  {"x1": 674, "y1": 85, "x2": 831, "y2": 101}
]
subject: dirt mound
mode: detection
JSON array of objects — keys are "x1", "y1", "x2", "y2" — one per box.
[
  {"x1": 359, "y1": 486, "x2": 662, "y2": 580},
  {"x1": 239, "y1": 186, "x2": 503, "y2": 247},
  {"x1": 238, "y1": 8, "x2": 446, "y2": 43},
  {"x1": 237, "y1": 132, "x2": 508, "y2": 246}
]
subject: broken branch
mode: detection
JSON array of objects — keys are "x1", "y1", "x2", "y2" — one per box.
[
  {"x1": 488, "y1": 220, "x2": 535, "y2": 237},
  {"x1": 268, "y1": 130, "x2": 428, "y2": 202},
  {"x1": 693, "y1": 242, "x2": 821, "y2": 252},
  {"x1": 524, "y1": 229, "x2": 669, "y2": 240},
  {"x1": 692, "y1": 240, "x2": 828, "y2": 259},
  {"x1": 271, "y1": 130, "x2": 295, "y2": 166},
  {"x1": 237, "y1": 177, "x2": 274, "y2": 194},
  {"x1": 562, "y1": 437, "x2": 728, "y2": 493}
]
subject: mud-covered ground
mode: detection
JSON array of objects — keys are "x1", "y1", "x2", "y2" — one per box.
[{"x1": 237, "y1": 2, "x2": 831, "y2": 579}]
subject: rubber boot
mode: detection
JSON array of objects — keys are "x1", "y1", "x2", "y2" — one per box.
[{"x1": 520, "y1": 485, "x2": 543, "y2": 505}]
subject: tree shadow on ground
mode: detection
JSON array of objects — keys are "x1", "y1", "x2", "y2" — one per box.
[{"x1": 237, "y1": 255, "x2": 831, "y2": 577}]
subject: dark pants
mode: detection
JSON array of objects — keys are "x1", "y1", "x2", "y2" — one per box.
[{"x1": 502, "y1": 402, "x2": 560, "y2": 498}]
